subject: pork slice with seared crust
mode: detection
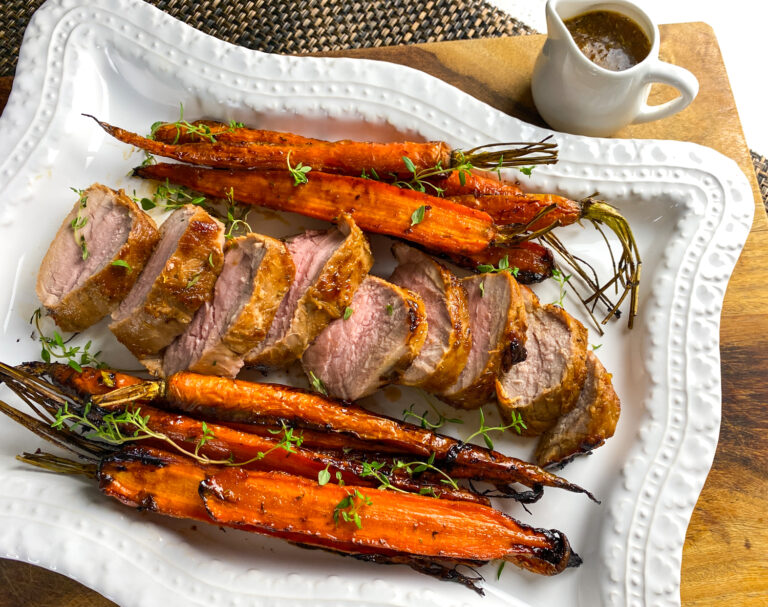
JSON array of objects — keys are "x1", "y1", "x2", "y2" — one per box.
[
  {"x1": 37, "y1": 184, "x2": 159, "y2": 332},
  {"x1": 163, "y1": 234, "x2": 294, "y2": 377},
  {"x1": 302, "y1": 276, "x2": 427, "y2": 401},
  {"x1": 437, "y1": 272, "x2": 527, "y2": 409},
  {"x1": 245, "y1": 214, "x2": 373, "y2": 368},
  {"x1": 495, "y1": 287, "x2": 588, "y2": 435},
  {"x1": 389, "y1": 242, "x2": 471, "y2": 392},
  {"x1": 534, "y1": 351, "x2": 620, "y2": 467},
  {"x1": 109, "y1": 204, "x2": 224, "y2": 372}
]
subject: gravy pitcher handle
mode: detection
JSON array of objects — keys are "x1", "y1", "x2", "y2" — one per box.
[{"x1": 632, "y1": 62, "x2": 699, "y2": 125}]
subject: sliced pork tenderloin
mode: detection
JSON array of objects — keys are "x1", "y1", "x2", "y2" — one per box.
[
  {"x1": 245, "y1": 214, "x2": 373, "y2": 368},
  {"x1": 534, "y1": 351, "x2": 620, "y2": 467},
  {"x1": 36, "y1": 184, "x2": 159, "y2": 332},
  {"x1": 163, "y1": 234, "x2": 294, "y2": 377},
  {"x1": 495, "y1": 287, "x2": 588, "y2": 435},
  {"x1": 110, "y1": 204, "x2": 224, "y2": 372},
  {"x1": 301, "y1": 276, "x2": 427, "y2": 401},
  {"x1": 437, "y1": 272, "x2": 527, "y2": 409},
  {"x1": 389, "y1": 242, "x2": 472, "y2": 392}
]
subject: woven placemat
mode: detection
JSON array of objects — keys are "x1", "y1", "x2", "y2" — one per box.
[{"x1": 0, "y1": 0, "x2": 534, "y2": 76}]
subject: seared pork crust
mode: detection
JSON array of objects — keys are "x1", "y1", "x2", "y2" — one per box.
[
  {"x1": 302, "y1": 275, "x2": 428, "y2": 401},
  {"x1": 246, "y1": 214, "x2": 373, "y2": 368},
  {"x1": 438, "y1": 272, "x2": 527, "y2": 409},
  {"x1": 495, "y1": 287, "x2": 588, "y2": 436},
  {"x1": 109, "y1": 205, "x2": 224, "y2": 369},
  {"x1": 389, "y1": 243, "x2": 472, "y2": 391},
  {"x1": 534, "y1": 351, "x2": 620, "y2": 467},
  {"x1": 37, "y1": 184, "x2": 159, "y2": 332}
]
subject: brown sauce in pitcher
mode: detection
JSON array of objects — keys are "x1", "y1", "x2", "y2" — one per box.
[{"x1": 564, "y1": 10, "x2": 651, "y2": 71}]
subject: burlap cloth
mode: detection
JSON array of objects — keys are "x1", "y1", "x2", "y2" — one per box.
[{"x1": 2, "y1": 0, "x2": 766, "y2": 210}]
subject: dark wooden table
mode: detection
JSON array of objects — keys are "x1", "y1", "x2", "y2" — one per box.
[{"x1": 1, "y1": 22, "x2": 766, "y2": 607}]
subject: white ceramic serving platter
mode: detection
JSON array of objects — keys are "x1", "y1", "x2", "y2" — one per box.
[{"x1": 0, "y1": 1, "x2": 754, "y2": 606}]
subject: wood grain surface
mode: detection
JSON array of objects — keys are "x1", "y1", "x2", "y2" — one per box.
[{"x1": 1, "y1": 21, "x2": 766, "y2": 607}]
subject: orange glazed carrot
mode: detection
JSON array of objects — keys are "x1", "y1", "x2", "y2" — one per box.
[
  {"x1": 134, "y1": 163, "x2": 502, "y2": 256},
  {"x1": 98, "y1": 446, "x2": 576, "y2": 588},
  {"x1": 199, "y1": 465, "x2": 577, "y2": 575},
  {"x1": 89, "y1": 115, "x2": 450, "y2": 175},
  {"x1": 151, "y1": 120, "x2": 325, "y2": 145}
]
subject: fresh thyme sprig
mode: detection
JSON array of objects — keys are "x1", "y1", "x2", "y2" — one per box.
[
  {"x1": 223, "y1": 187, "x2": 251, "y2": 240},
  {"x1": 402, "y1": 398, "x2": 463, "y2": 431},
  {"x1": 52, "y1": 401, "x2": 303, "y2": 467},
  {"x1": 476, "y1": 255, "x2": 520, "y2": 277},
  {"x1": 551, "y1": 268, "x2": 572, "y2": 307},
  {"x1": 463, "y1": 408, "x2": 526, "y2": 450},
  {"x1": 148, "y1": 103, "x2": 243, "y2": 143},
  {"x1": 360, "y1": 453, "x2": 460, "y2": 493},
  {"x1": 136, "y1": 179, "x2": 207, "y2": 212},
  {"x1": 333, "y1": 488, "x2": 372, "y2": 529},
  {"x1": 31, "y1": 308, "x2": 106, "y2": 373},
  {"x1": 287, "y1": 150, "x2": 312, "y2": 186},
  {"x1": 392, "y1": 157, "x2": 449, "y2": 195}
]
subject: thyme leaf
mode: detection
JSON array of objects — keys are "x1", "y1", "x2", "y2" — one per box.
[
  {"x1": 110, "y1": 260, "x2": 132, "y2": 272},
  {"x1": 333, "y1": 489, "x2": 372, "y2": 529},
  {"x1": 287, "y1": 150, "x2": 312, "y2": 186},
  {"x1": 309, "y1": 371, "x2": 328, "y2": 396},
  {"x1": 463, "y1": 407, "x2": 526, "y2": 450},
  {"x1": 410, "y1": 205, "x2": 427, "y2": 227},
  {"x1": 551, "y1": 268, "x2": 572, "y2": 307},
  {"x1": 31, "y1": 308, "x2": 106, "y2": 371}
]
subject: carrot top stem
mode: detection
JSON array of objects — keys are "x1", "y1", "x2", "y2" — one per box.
[{"x1": 455, "y1": 137, "x2": 558, "y2": 170}]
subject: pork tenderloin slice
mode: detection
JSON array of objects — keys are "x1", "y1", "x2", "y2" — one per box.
[
  {"x1": 36, "y1": 184, "x2": 159, "y2": 332},
  {"x1": 495, "y1": 287, "x2": 588, "y2": 435},
  {"x1": 437, "y1": 272, "x2": 527, "y2": 409},
  {"x1": 389, "y1": 242, "x2": 472, "y2": 391},
  {"x1": 302, "y1": 275, "x2": 427, "y2": 401},
  {"x1": 110, "y1": 204, "x2": 224, "y2": 371},
  {"x1": 534, "y1": 351, "x2": 620, "y2": 467},
  {"x1": 163, "y1": 234, "x2": 294, "y2": 377},
  {"x1": 245, "y1": 214, "x2": 373, "y2": 368}
]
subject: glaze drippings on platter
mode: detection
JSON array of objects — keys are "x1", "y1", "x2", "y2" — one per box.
[{"x1": 564, "y1": 10, "x2": 651, "y2": 71}]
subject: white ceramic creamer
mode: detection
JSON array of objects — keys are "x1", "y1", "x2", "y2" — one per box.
[{"x1": 531, "y1": 0, "x2": 699, "y2": 136}]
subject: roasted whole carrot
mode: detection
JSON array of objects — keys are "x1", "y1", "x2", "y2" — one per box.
[
  {"x1": 134, "y1": 163, "x2": 505, "y2": 256},
  {"x1": 97, "y1": 445, "x2": 576, "y2": 585},
  {"x1": 79, "y1": 369, "x2": 595, "y2": 500},
  {"x1": 91, "y1": 114, "x2": 452, "y2": 175},
  {"x1": 201, "y1": 464, "x2": 577, "y2": 575},
  {"x1": 91, "y1": 115, "x2": 557, "y2": 176}
]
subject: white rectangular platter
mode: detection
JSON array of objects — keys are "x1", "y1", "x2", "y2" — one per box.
[{"x1": 0, "y1": 1, "x2": 754, "y2": 606}]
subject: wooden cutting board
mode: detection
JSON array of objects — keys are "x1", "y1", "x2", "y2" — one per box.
[{"x1": 0, "y1": 21, "x2": 766, "y2": 607}]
